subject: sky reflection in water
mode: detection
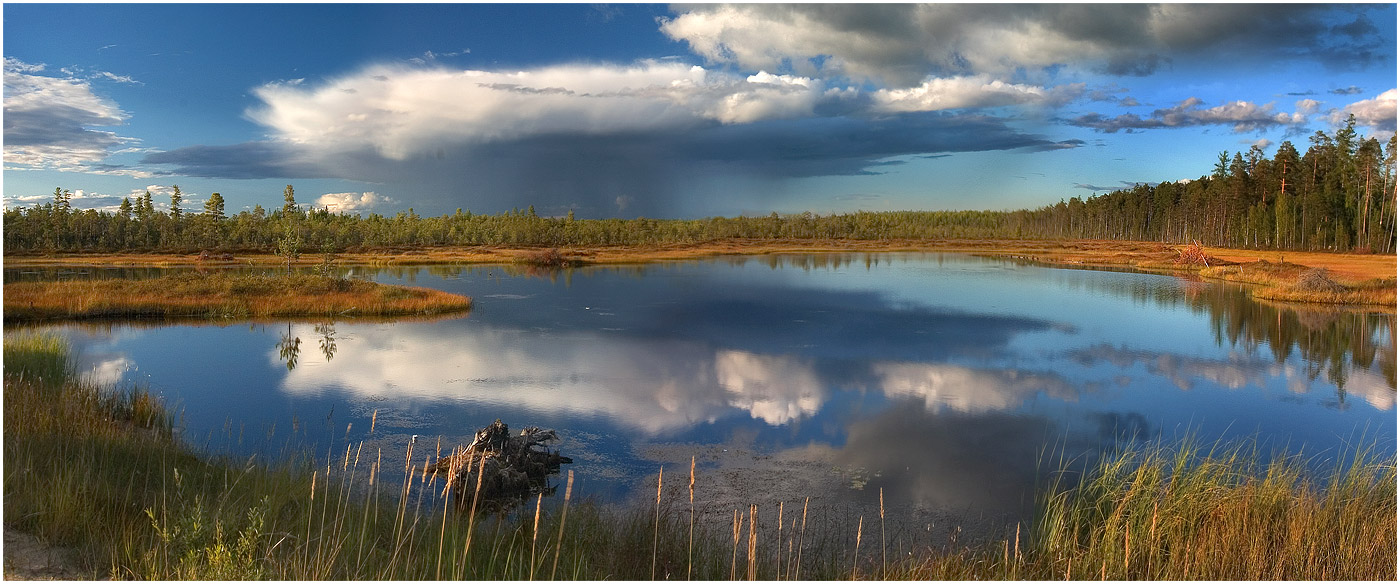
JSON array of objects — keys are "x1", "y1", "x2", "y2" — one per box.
[{"x1": 42, "y1": 253, "x2": 1396, "y2": 535}]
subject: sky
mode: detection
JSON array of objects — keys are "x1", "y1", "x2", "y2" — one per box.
[{"x1": 3, "y1": 3, "x2": 1396, "y2": 219}]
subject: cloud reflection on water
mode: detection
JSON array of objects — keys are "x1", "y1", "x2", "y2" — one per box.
[{"x1": 274, "y1": 321, "x2": 1093, "y2": 434}]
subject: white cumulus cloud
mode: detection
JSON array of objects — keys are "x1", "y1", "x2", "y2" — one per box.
[
  {"x1": 244, "y1": 60, "x2": 1080, "y2": 163},
  {"x1": 714, "y1": 350, "x2": 825, "y2": 425},
  {"x1": 317, "y1": 191, "x2": 397, "y2": 213},
  {"x1": 248, "y1": 61, "x2": 746, "y2": 159},
  {"x1": 873, "y1": 75, "x2": 1084, "y2": 113},
  {"x1": 1337, "y1": 88, "x2": 1397, "y2": 135},
  {"x1": 873, "y1": 362, "x2": 1076, "y2": 414}
]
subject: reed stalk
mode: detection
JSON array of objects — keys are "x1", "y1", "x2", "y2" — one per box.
[
  {"x1": 550, "y1": 470, "x2": 573, "y2": 581},
  {"x1": 795, "y1": 497, "x2": 808, "y2": 580},
  {"x1": 652, "y1": 465, "x2": 663, "y2": 580},
  {"x1": 746, "y1": 504, "x2": 758, "y2": 581},
  {"x1": 730, "y1": 508, "x2": 742, "y2": 580},
  {"x1": 879, "y1": 487, "x2": 886, "y2": 575},
  {"x1": 530, "y1": 492, "x2": 543, "y2": 580},
  {"x1": 461, "y1": 454, "x2": 488, "y2": 578},
  {"x1": 687, "y1": 456, "x2": 696, "y2": 581},
  {"x1": 775, "y1": 500, "x2": 784, "y2": 580},
  {"x1": 852, "y1": 515, "x2": 863, "y2": 580}
]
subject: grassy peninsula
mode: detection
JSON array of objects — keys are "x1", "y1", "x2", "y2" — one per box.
[
  {"x1": 3, "y1": 272, "x2": 472, "y2": 323},
  {"x1": 5, "y1": 333, "x2": 1394, "y2": 580}
]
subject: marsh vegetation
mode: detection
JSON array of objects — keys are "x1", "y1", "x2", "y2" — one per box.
[{"x1": 3, "y1": 272, "x2": 472, "y2": 323}]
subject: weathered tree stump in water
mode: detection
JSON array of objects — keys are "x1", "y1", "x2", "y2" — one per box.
[{"x1": 423, "y1": 419, "x2": 572, "y2": 510}]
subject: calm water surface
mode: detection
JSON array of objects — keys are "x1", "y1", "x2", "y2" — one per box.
[{"x1": 20, "y1": 253, "x2": 1396, "y2": 535}]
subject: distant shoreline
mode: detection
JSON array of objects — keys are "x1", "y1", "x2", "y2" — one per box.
[{"x1": 4, "y1": 238, "x2": 1395, "y2": 307}]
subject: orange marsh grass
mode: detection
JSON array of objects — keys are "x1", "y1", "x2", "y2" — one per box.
[
  {"x1": 5, "y1": 332, "x2": 1395, "y2": 580},
  {"x1": 3, "y1": 272, "x2": 472, "y2": 322}
]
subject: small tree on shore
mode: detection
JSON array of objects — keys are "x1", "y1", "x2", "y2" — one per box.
[{"x1": 276, "y1": 224, "x2": 301, "y2": 275}]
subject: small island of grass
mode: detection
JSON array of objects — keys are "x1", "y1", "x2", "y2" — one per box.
[{"x1": 3, "y1": 272, "x2": 472, "y2": 323}]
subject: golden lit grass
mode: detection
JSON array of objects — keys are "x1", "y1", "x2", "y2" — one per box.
[
  {"x1": 1252, "y1": 285, "x2": 1397, "y2": 305},
  {"x1": 4, "y1": 238, "x2": 1390, "y2": 273},
  {"x1": 1200, "y1": 261, "x2": 1397, "y2": 307},
  {"x1": 3, "y1": 273, "x2": 472, "y2": 323},
  {"x1": 6, "y1": 238, "x2": 1393, "y2": 306},
  {"x1": 1204, "y1": 247, "x2": 1396, "y2": 282}
]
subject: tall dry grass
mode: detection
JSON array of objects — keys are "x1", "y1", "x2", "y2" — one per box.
[{"x1": 891, "y1": 436, "x2": 1397, "y2": 580}]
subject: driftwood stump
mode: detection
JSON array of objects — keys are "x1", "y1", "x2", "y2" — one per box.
[{"x1": 423, "y1": 419, "x2": 572, "y2": 510}]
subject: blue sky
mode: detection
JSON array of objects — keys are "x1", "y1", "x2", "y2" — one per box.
[{"x1": 4, "y1": 3, "x2": 1396, "y2": 219}]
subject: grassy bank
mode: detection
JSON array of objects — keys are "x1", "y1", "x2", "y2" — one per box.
[
  {"x1": 5, "y1": 334, "x2": 1395, "y2": 580},
  {"x1": 3, "y1": 272, "x2": 472, "y2": 323},
  {"x1": 7, "y1": 238, "x2": 1393, "y2": 306},
  {"x1": 1200, "y1": 261, "x2": 1397, "y2": 306}
]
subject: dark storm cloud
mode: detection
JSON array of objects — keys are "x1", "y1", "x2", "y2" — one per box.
[
  {"x1": 143, "y1": 111, "x2": 1081, "y2": 216},
  {"x1": 662, "y1": 4, "x2": 1392, "y2": 84},
  {"x1": 142, "y1": 142, "x2": 324, "y2": 180},
  {"x1": 4, "y1": 103, "x2": 123, "y2": 148},
  {"x1": 1099, "y1": 53, "x2": 1170, "y2": 77},
  {"x1": 678, "y1": 113, "x2": 1080, "y2": 177}
]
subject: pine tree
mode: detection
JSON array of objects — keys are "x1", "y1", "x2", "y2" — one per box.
[
  {"x1": 51, "y1": 187, "x2": 72, "y2": 215},
  {"x1": 169, "y1": 185, "x2": 183, "y2": 220},
  {"x1": 204, "y1": 192, "x2": 226, "y2": 221},
  {"x1": 138, "y1": 191, "x2": 155, "y2": 221},
  {"x1": 283, "y1": 185, "x2": 299, "y2": 217}
]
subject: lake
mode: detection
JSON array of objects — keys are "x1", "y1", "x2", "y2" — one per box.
[{"x1": 15, "y1": 253, "x2": 1396, "y2": 539}]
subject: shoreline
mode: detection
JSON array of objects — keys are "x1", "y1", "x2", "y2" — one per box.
[{"x1": 6, "y1": 238, "x2": 1394, "y2": 307}]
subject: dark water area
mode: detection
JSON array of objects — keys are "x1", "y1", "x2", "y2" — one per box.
[{"x1": 10, "y1": 253, "x2": 1395, "y2": 540}]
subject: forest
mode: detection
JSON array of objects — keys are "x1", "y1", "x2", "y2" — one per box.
[{"x1": 4, "y1": 117, "x2": 1395, "y2": 255}]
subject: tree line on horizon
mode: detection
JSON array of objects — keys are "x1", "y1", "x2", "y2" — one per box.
[{"x1": 4, "y1": 117, "x2": 1394, "y2": 255}]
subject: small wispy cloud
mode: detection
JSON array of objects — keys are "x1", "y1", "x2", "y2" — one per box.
[
  {"x1": 872, "y1": 75, "x2": 1085, "y2": 113},
  {"x1": 59, "y1": 64, "x2": 141, "y2": 85},
  {"x1": 1068, "y1": 97, "x2": 1309, "y2": 134},
  {"x1": 833, "y1": 193, "x2": 883, "y2": 202},
  {"x1": 407, "y1": 49, "x2": 471, "y2": 65},
  {"x1": 1073, "y1": 181, "x2": 1145, "y2": 192},
  {"x1": 2, "y1": 189, "x2": 125, "y2": 212}
]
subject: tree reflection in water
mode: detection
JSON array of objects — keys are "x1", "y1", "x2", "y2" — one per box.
[
  {"x1": 277, "y1": 322, "x2": 301, "y2": 371},
  {"x1": 315, "y1": 322, "x2": 338, "y2": 363},
  {"x1": 1077, "y1": 270, "x2": 1395, "y2": 393}
]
